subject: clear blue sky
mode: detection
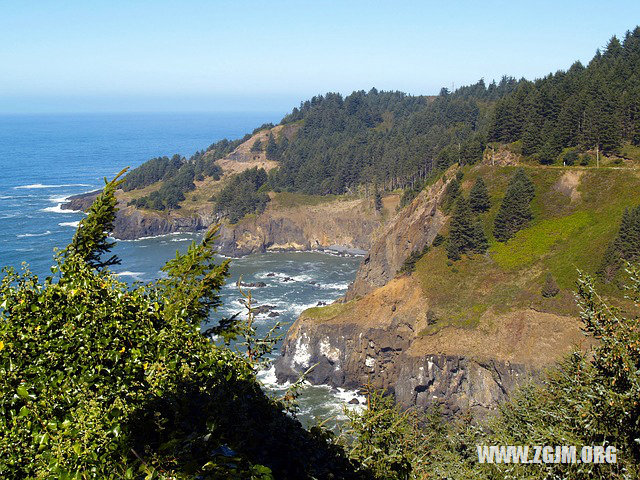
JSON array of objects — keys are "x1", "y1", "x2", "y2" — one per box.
[{"x1": 1, "y1": 0, "x2": 639, "y2": 113}]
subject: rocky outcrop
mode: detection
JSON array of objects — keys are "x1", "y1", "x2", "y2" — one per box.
[
  {"x1": 61, "y1": 190, "x2": 100, "y2": 211},
  {"x1": 62, "y1": 192, "x2": 214, "y2": 240},
  {"x1": 216, "y1": 197, "x2": 381, "y2": 256},
  {"x1": 275, "y1": 321, "x2": 532, "y2": 417},
  {"x1": 63, "y1": 190, "x2": 385, "y2": 253},
  {"x1": 346, "y1": 169, "x2": 453, "y2": 300},
  {"x1": 275, "y1": 276, "x2": 584, "y2": 418}
]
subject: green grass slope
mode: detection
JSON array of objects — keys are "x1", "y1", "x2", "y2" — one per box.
[{"x1": 413, "y1": 165, "x2": 640, "y2": 335}]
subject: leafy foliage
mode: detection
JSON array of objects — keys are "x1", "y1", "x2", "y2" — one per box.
[
  {"x1": 342, "y1": 267, "x2": 640, "y2": 479},
  {"x1": 0, "y1": 176, "x2": 368, "y2": 479}
]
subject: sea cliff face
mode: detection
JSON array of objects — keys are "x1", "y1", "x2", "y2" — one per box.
[
  {"x1": 62, "y1": 191, "x2": 385, "y2": 256},
  {"x1": 275, "y1": 162, "x2": 589, "y2": 417},
  {"x1": 345, "y1": 171, "x2": 452, "y2": 300},
  {"x1": 275, "y1": 275, "x2": 583, "y2": 417}
]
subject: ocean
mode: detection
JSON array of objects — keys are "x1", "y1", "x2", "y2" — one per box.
[{"x1": 0, "y1": 112, "x2": 365, "y2": 426}]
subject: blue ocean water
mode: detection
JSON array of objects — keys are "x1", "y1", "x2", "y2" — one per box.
[
  {"x1": 0, "y1": 112, "x2": 282, "y2": 273},
  {"x1": 0, "y1": 112, "x2": 364, "y2": 425}
]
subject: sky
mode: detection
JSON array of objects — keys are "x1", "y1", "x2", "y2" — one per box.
[{"x1": 1, "y1": 0, "x2": 639, "y2": 114}]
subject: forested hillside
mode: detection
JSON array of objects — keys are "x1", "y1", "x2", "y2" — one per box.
[
  {"x1": 119, "y1": 28, "x2": 640, "y2": 225},
  {"x1": 490, "y1": 29, "x2": 640, "y2": 161}
]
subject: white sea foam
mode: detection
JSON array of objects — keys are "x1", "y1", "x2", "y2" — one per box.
[
  {"x1": 318, "y1": 282, "x2": 350, "y2": 291},
  {"x1": 41, "y1": 204, "x2": 75, "y2": 214},
  {"x1": 59, "y1": 221, "x2": 80, "y2": 228},
  {"x1": 17, "y1": 230, "x2": 52, "y2": 238},
  {"x1": 49, "y1": 194, "x2": 71, "y2": 203},
  {"x1": 258, "y1": 365, "x2": 291, "y2": 389},
  {"x1": 14, "y1": 183, "x2": 90, "y2": 189},
  {"x1": 114, "y1": 271, "x2": 144, "y2": 280},
  {"x1": 256, "y1": 272, "x2": 313, "y2": 283},
  {"x1": 116, "y1": 231, "x2": 201, "y2": 242}
]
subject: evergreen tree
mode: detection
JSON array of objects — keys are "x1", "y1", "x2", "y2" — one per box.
[
  {"x1": 65, "y1": 168, "x2": 127, "y2": 269},
  {"x1": 599, "y1": 206, "x2": 640, "y2": 281},
  {"x1": 469, "y1": 177, "x2": 490, "y2": 213},
  {"x1": 250, "y1": 138, "x2": 262, "y2": 152},
  {"x1": 493, "y1": 168, "x2": 535, "y2": 242},
  {"x1": 541, "y1": 272, "x2": 560, "y2": 297},
  {"x1": 374, "y1": 185, "x2": 383, "y2": 211},
  {"x1": 446, "y1": 196, "x2": 474, "y2": 260},
  {"x1": 265, "y1": 133, "x2": 279, "y2": 160},
  {"x1": 471, "y1": 217, "x2": 488, "y2": 254},
  {"x1": 442, "y1": 174, "x2": 462, "y2": 211}
]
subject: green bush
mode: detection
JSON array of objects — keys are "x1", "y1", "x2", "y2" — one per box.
[{"x1": 0, "y1": 173, "x2": 366, "y2": 480}]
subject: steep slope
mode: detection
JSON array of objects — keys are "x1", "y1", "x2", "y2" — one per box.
[
  {"x1": 345, "y1": 167, "x2": 454, "y2": 299},
  {"x1": 276, "y1": 159, "x2": 640, "y2": 416}
]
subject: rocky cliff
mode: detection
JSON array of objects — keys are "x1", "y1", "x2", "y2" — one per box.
[
  {"x1": 275, "y1": 275, "x2": 585, "y2": 418},
  {"x1": 274, "y1": 162, "x2": 620, "y2": 417},
  {"x1": 346, "y1": 170, "x2": 453, "y2": 300},
  {"x1": 216, "y1": 196, "x2": 384, "y2": 256},
  {"x1": 63, "y1": 189, "x2": 390, "y2": 255}
]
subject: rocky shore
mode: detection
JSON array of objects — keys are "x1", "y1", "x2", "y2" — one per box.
[{"x1": 62, "y1": 190, "x2": 384, "y2": 256}]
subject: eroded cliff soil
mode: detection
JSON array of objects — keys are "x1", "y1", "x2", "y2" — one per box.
[{"x1": 62, "y1": 189, "x2": 393, "y2": 256}]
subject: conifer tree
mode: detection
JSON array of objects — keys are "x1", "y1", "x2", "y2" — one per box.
[
  {"x1": 469, "y1": 177, "x2": 490, "y2": 213},
  {"x1": 599, "y1": 206, "x2": 640, "y2": 281},
  {"x1": 493, "y1": 168, "x2": 535, "y2": 242},
  {"x1": 65, "y1": 168, "x2": 128, "y2": 270},
  {"x1": 265, "y1": 133, "x2": 279, "y2": 160},
  {"x1": 447, "y1": 196, "x2": 474, "y2": 260},
  {"x1": 541, "y1": 272, "x2": 560, "y2": 297},
  {"x1": 442, "y1": 173, "x2": 462, "y2": 211},
  {"x1": 374, "y1": 184, "x2": 383, "y2": 211},
  {"x1": 250, "y1": 138, "x2": 262, "y2": 152},
  {"x1": 471, "y1": 217, "x2": 488, "y2": 254}
]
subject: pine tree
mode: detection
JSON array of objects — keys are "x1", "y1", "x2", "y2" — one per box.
[
  {"x1": 442, "y1": 174, "x2": 461, "y2": 211},
  {"x1": 471, "y1": 217, "x2": 488, "y2": 254},
  {"x1": 541, "y1": 272, "x2": 560, "y2": 297},
  {"x1": 250, "y1": 139, "x2": 262, "y2": 152},
  {"x1": 447, "y1": 196, "x2": 474, "y2": 260},
  {"x1": 65, "y1": 168, "x2": 128, "y2": 269},
  {"x1": 599, "y1": 206, "x2": 640, "y2": 281},
  {"x1": 265, "y1": 133, "x2": 279, "y2": 160},
  {"x1": 469, "y1": 177, "x2": 490, "y2": 213},
  {"x1": 374, "y1": 184, "x2": 383, "y2": 211},
  {"x1": 493, "y1": 168, "x2": 535, "y2": 242}
]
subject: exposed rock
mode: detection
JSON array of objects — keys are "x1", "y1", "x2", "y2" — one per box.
[
  {"x1": 346, "y1": 168, "x2": 454, "y2": 299},
  {"x1": 215, "y1": 196, "x2": 383, "y2": 257},
  {"x1": 239, "y1": 281, "x2": 267, "y2": 288},
  {"x1": 348, "y1": 398, "x2": 360, "y2": 405},
  {"x1": 61, "y1": 190, "x2": 100, "y2": 211},
  {"x1": 63, "y1": 188, "x2": 389, "y2": 254},
  {"x1": 276, "y1": 268, "x2": 586, "y2": 418},
  {"x1": 253, "y1": 305, "x2": 277, "y2": 315}
]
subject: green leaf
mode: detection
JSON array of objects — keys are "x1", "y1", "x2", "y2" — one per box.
[{"x1": 16, "y1": 385, "x2": 29, "y2": 399}]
